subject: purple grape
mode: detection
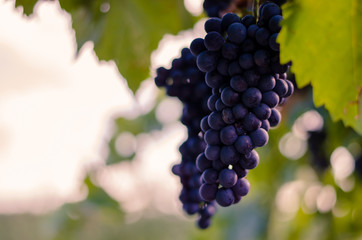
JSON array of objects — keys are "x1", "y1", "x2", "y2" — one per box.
[
  {"x1": 202, "y1": 168, "x2": 219, "y2": 184},
  {"x1": 231, "y1": 178, "x2": 250, "y2": 197},
  {"x1": 234, "y1": 135, "x2": 254, "y2": 154},
  {"x1": 219, "y1": 168, "x2": 238, "y2": 188},
  {"x1": 199, "y1": 183, "x2": 218, "y2": 201},
  {"x1": 249, "y1": 128, "x2": 269, "y2": 147},
  {"x1": 240, "y1": 150, "x2": 259, "y2": 169},
  {"x1": 220, "y1": 125, "x2": 238, "y2": 145},
  {"x1": 216, "y1": 188, "x2": 235, "y2": 207}
]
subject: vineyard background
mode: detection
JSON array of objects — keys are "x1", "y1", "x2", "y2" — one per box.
[{"x1": 0, "y1": 0, "x2": 361, "y2": 239}]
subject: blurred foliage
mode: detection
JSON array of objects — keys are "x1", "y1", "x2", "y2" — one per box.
[
  {"x1": 279, "y1": 0, "x2": 362, "y2": 134},
  {"x1": 106, "y1": 107, "x2": 162, "y2": 165},
  {"x1": 15, "y1": 0, "x2": 197, "y2": 93}
]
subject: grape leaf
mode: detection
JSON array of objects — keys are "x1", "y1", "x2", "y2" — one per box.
[
  {"x1": 279, "y1": 0, "x2": 362, "y2": 135},
  {"x1": 14, "y1": 0, "x2": 38, "y2": 15},
  {"x1": 15, "y1": 0, "x2": 195, "y2": 93}
]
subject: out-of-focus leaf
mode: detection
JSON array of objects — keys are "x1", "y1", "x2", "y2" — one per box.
[
  {"x1": 279, "y1": 0, "x2": 362, "y2": 135},
  {"x1": 14, "y1": 0, "x2": 38, "y2": 15},
  {"x1": 15, "y1": 0, "x2": 196, "y2": 92},
  {"x1": 106, "y1": 108, "x2": 162, "y2": 165}
]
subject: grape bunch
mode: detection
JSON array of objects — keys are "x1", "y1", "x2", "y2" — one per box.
[
  {"x1": 190, "y1": 2, "x2": 293, "y2": 209},
  {"x1": 203, "y1": 0, "x2": 232, "y2": 17},
  {"x1": 155, "y1": 48, "x2": 216, "y2": 228}
]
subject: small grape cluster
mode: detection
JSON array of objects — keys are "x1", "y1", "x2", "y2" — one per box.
[
  {"x1": 190, "y1": 2, "x2": 293, "y2": 209},
  {"x1": 203, "y1": 0, "x2": 232, "y2": 17},
  {"x1": 155, "y1": 48, "x2": 216, "y2": 228}
]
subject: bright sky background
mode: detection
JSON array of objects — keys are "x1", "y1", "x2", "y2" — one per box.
[{"x1": 0, "y1": 0, "x2": 206, "y2": 216}]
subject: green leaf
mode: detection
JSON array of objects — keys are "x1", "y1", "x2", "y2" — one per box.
[
  {"x1": 60, "y1": 0, "x2": 195, "y2": 93},
  {"x1": 14, "y1": 0, "x2": 38, "y2": 15},
  {"x1": 279, "y1": 0, "x2": 362, "y2": 135},
  {"x1": 15, "y1": 0, "x2": 195, "y2": 93}
]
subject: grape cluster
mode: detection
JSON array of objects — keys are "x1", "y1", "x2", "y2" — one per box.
[
  {"x1": 203, "y1": 0, "x2": 232, "y2": 17},
  {"x1": 155, "y1": 48, "x2": 216, "y2": 228},
  {"x1": 190, "y1": 2, "x2": 293, "y2": 209}
]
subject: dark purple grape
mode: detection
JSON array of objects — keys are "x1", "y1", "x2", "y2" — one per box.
[
  {"x1": 205, "y1": 145, "x2": 221, "y2": 161},
  {"x1": 220, "y1": 145, "x2": 240, "y2": 164},
  {"x1": 254, "y1": 49, "x2": 270, "y2": 67},
  {"x1": 234, "y1": 135, "x2": 254, "y2": 154},
  {"x1": 190, "y1": 38, "x2": 206, "y2": 56},
  {"x1": 216, "y1": 188, "x2": 235, "y2": 207},
  {"x1": 199, "y1": 203, "x2": 217, "y2": 218},
  {"x1": 268, "y1": 15, "x2": 283, "y2": 33},
  {"x1": 284, "y1": 80, "x2": 294, "y2": 97},
  {"x1": 204, "y1": 129, "x2": 221, "y2": 145},
  {"x1": 230, "y1": 75, "x2": 248, "y2": 92},
  {"x1": 202, "y1": 168, "x2": 219, "y2": 184},
  {"x1": 258, "y1": 75, "x2": 276, "y2": 92},
  {"x1": 262, "y1": 91, "x2": 280, "y2": 108},
  {"x1": 244, "y1": 69, "x2": 260, "y2": 86},
  {"x1": 222, "y1": 108, "x2": 235, "y2": 124},
  {"x1": 208, "y1": 111, "x2": 226, "y2": 130},
  {"x1": 221, "y1": 87, "x2": 240, "y2": 106},
  {"x1": 228, "y1": 61, "x2": 243, "y2": 76},
  {"x1": 205, "y1": 71, "x2": 224, "y2": 88},
  {"x1": 212, "y1": 159, "x2": 228, "y2": 171},
  {"x1": 207, "y1": 93, "x2": 219, "y2": 111},
  {"x1": 215, "y1": 98, "x2": 226, "y2": 111},
  {"x1": 227, "y1": 22, "x2": 247, "y2": 44},
  {"x1": 220, "y1": 125, "x2": 238, "y2": 145},
  {"x1": 241, "y1": 38, "x2": 255, "y2": 52},
  {"x1": 252, "y1": 103, "x2": 272, "y2": 120},
  {"x1": 196, "y1": 153, "x2": 213, "y2": 171},
  {"x1": 233, "y1": 164, "x2": 248, "y2": 178},
  {"x1": 199, "y1": 183, "x2": 218, "y2": 201},
  {"x1": 239, "y1": 53, "x2": 254, "y2": 69},
  {"x1": 261, "y1": 119, "x2": 270, "y2": 131},
  {"x1": 221, "y1": 13, "x2": 241, "y2": 32},
  {"x1": 205, "y1": 31, "x2": 224, "y2": 51},
  {"x1": 197, "y1": 50, "x2": 219, "y2": 72},
  {"x1": 221, "y1": 42, "x2": 239, "y2": 60},
  {"x1": 242, "y1": 88, "x2": 262, "y2": 108},
  {"x1": 232, "y1": 103, "x2": 248, "y2": 120},
  {"x1": 183, "y1": 203, "x2": 200, "y2": 214},
  {"x1": 241, "y1": 15, "x2": 256, "y2": 27},
  {"x1": 197, "y1": 217, "x2": 211, "y2": 229},
  {"x1": 219, "y1": 169, "x2": 238, "y2": 188},
  {"x1": 273, "y1": 79, "x2": 288, "y2": 97},
  {"x1": 269, "y1": 108, "x2": 281, "y2": 127},
  {"x1": 261, "y1": 2, "x2": 281, "y2": 20},
  {"x1": 205, "y1": 17, "x2": 222, "y2": 33},
  {"x1": 217, "y1": 58, "x2": 229, "y2": 76},
  {"x1": 255, "y1": 28, "x2": 270, "y2": 46},
  {"x1": 249, "y1": 128, "x2": 269, "y2": 147},
  {"x1": 231, "y1": 178, "x2": 250, "y2": 197},
  {"x1": 239, "y1": 150, "x2": 259, "y2": 169},
  {"x1": 247, "y1": 24, "x2": 259, "y2": 38},
  {"x1": 242, "y1": 113, "x2": 262, "y2": 132},
  {"x1": 269, "y1": 33, "x2": 280, "y2": 51}
]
